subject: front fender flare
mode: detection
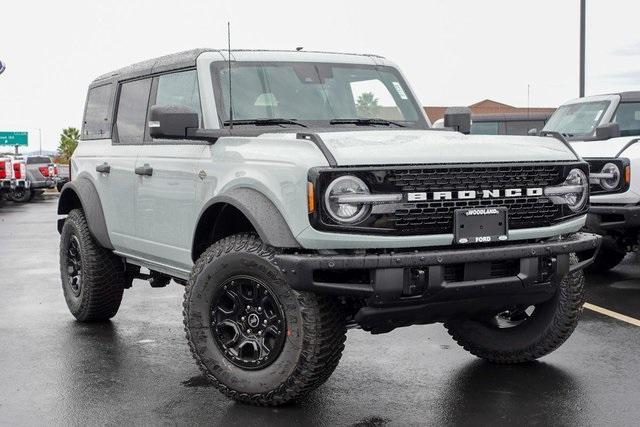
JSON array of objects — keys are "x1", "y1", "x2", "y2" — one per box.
[
  {"x1": 197, "y1": 188, "x2": 300, "y2": 250},
  {"x1": 57, "y1": 179, "x2": 113, "y2": 250}
]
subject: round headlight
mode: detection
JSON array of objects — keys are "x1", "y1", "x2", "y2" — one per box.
[
  {"x1": 324, "y1": 175, "x2": 371, "y2": 224},
  {"x1": 564, "y1": 168, "x2": 589, "y2": 212},
  {"x1": 599, "y1": 163, "x2": 620, "y2": 191}
]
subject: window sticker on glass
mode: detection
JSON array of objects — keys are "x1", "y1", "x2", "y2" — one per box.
[
  {"x1": 594, "y1": 109, "x2": 604, "y2": 121},
  {"x1": 392, "y1": 81, "x2": 408, "y2": 99}
]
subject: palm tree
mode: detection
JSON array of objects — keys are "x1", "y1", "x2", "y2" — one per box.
[
  {"x1": 356, "y1": 92, "x2": 380, "y2": 118},
  {"x1": 57, "y1": 127, "x2": 80, "y2": 164}
]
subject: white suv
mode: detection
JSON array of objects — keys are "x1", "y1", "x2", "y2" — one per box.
[
  {"x1": 57, "y1": 49, "x2": 599, "y2": 406},
  {"x1": 543, "y1": 92, "x2": 640, "y2": 271}
]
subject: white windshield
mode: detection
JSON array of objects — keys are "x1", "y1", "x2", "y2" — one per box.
[{"x1": 543, "y1": 101, "x2": 610, "y2": 137}]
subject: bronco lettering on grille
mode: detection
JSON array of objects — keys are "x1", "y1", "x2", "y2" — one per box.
[{"x1": 407, "y1": 188, "x2": 543, "y2": 202}]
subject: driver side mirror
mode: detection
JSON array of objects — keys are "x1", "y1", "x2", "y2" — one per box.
[
  {"x1": 444, "y1": 107, "x2": 471, "y2": 134},
  {"x1": 595, "y1": 123, "x2": 620, "y2": 141},
  {"x1": 149, "y1": 105, "x2": 199, "y2": 139}
]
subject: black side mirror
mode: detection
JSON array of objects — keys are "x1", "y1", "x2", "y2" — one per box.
[
  {"x1": 149, "y1": 105, "x2": 199, "y2": 139},
  {"x1": 595, "y1": 123, "x2": 620, "y2": 140},
  {"x1": 444, "y1": 107, "x2": 471, "y2": 134}
]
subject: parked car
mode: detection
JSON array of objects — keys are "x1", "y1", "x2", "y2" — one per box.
[
  {"x1": 432, "y1": 112, "x2": 552, "y2": 135},
  {"x1": 3, "y1": 156, "x2": 30, "y2": 201},
  {"x1": 9, "y1": 155, "x2": 56, "y2": 202},
  {"x1": 542, "y1": 91, "x2": 640, "y2": 271},
  {"x1": 58, "y1": 49, "x2": 599, "y2": 406}
]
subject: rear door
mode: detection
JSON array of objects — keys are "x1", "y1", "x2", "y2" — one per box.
[
  {"x1": 132, "y1": 69, "x2": 205, "y2": 271},
  {"x1": 100, "y1": 78, "x2": 152, "y2": 252}
]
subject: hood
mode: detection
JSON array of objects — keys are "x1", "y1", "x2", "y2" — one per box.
[
  {"x1": 312, "y1": 130, "x2": 578, "y2": 166},
  {"x1": 570, "y1": 136, "x2": 639, "y2": 158}
]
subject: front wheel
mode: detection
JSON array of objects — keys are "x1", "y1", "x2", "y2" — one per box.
[
  {"x1": 183, "y1": 233, "x2": 346, "y2": 406},
  {"x1": 444, "y1": 254, "x2": 584, "y2": 363}
]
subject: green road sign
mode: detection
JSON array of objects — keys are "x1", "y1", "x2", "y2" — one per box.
[{"x1": 0, "y1": 131, "x2": 28, "y2": 146}]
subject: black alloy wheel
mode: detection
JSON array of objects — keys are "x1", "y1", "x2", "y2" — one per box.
[
  {"x1": 66, "y1": 235, "x2": 83, "y2": 297},
  {"x1": 211, "y1": 275, "x2": 286, "y2": 370}
]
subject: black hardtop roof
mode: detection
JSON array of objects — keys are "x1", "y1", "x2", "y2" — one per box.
[
  {"x1": 91, "y1": 48, "x2": 211, "y2": 87},
  {"x1": 618, "y1": 91, "x2": 640, "y2": 102},
  {"x1": 90, "y1": 48, "x2": 386, "y2": 88}
]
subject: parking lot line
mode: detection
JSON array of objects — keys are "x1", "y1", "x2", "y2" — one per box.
[{"x1": 584, "y1": 302, "x2": 640, "y2": 327}]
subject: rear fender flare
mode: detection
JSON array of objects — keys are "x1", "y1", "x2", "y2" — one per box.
[{"x1": 57, "y1": 179, "x2": 113, "y2": 250}]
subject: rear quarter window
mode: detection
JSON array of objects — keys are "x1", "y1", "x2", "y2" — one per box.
[
  {"x1": 82, "y1": 84, "x2": 113, "y2": 139},
  {"x1": 26, "y1": 156, "x2": 51, "y2": 164}
]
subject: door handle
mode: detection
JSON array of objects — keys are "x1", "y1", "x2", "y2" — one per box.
[
  {"x1": 135, "y1": 164, "x2": 153, "y2": 176},
  {"x1": 96, "y1": 162, "x2": 111, "y2": 174}
]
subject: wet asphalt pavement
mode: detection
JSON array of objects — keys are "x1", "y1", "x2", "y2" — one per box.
[{"x1": 1, "y1": 194, "x2": 639, "y2": 426}]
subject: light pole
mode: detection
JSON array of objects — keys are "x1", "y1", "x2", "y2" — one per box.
[
  {"x1": 579, "y1": 0, "x2": 586, "y2": 97},
  {"x1": 39, "y1": 128, "x2": 42, "y2": 155}
]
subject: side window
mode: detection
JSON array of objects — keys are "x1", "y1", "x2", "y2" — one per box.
[
  {"x1": 115, "y1": 78, "x2": 152, "y2": 143},
  {"x1": 82, "y1": 84, "x2": 113, "y2": 139},
  {"x1": 613, "y1": 102, "x2": 640, "y2": 137},
  {"x1": 505, "y1": 120, "x2": 542, "y2": 135},
  {"x1": 471, "y1": 121, "x2": 499, "y2": 135},
  {"x1": 153, "y1": 70, "x2": 202, "y2": 123}
]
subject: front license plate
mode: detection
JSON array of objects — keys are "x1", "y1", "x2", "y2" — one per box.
[{"x1": 454, "y1": 207, "x2": 508, "y2": 244}]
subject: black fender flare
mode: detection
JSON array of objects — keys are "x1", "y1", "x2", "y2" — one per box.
[
  {"x1": 57, "y1": 179, "x2": 113, "y2": 250},
  {"x1": 194, "y1": 188, "x2": 300, "y2": 251}
]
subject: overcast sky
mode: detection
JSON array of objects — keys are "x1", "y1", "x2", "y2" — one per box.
[{"x1": 1, "y1": 0, "x2": 639, "y2": 151}]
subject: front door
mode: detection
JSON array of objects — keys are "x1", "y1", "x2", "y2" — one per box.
[{"x1": 131, "y1": 70, "x2": 205, "y2": 271}]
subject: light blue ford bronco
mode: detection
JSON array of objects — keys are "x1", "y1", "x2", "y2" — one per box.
[{"x1": 58, "y1": 49, "x2": 600, "y2": 405}]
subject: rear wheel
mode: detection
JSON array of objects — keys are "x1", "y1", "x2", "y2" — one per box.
[
  {"x1": 586, "y1": 236, "x2": 626, "y2": 272},
  {"x1": 9, "y1": 187, "x2": 31, "y2": 203},
  {"x1": 60, "y1": 209, "x2": 125, "y2": 321},
  {"x1": 445, "y1": 254, "x2": 584, "y2": 363},
  {"x1": 183, "y1": 233, "x2": 346, "y2": 406}
]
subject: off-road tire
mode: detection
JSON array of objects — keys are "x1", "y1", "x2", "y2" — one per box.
[
  {"x1": 9, "y1": 188, "x2": 31, "y2": 203},
  {"x1": 183, "y1": 233, "x2": 346, "y2": 406},
  {"x1": 586, "y1": 236, "x2": 626, "y2": 272},
  {"x1": 444, "y1": 254, "x2": 585, "y2": 363},
  {"x1": 60, "y1": 209, "x2": 125, "y2": 322}
]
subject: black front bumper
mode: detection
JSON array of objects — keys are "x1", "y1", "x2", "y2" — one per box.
[
  {"x1": 586, "y1": 204, "x2": 640, "y2": 234},
  {"x1": 276, "y1": 233, "x2": 600, "y2": 329}
]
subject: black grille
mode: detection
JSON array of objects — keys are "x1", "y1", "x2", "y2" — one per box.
[
  {"x1": 384, "y1": 165, "x2": 564, "y2": 234},
  {"x1": 387, "y1": 165, "x2": 562, "y2": 192},
  {"x1": 394, "y1": 197, "x2": 561, "y2": 233}
]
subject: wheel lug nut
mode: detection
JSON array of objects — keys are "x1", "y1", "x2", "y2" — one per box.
[
  {"x1": 246, "y1": 305, "x2": 251, "y2": 310},
  {"x1": 258, "y1": 307, "x2": 262, "y2": 312},
  {"x1": 263, "y1": 320, "x2": 267, "y2": 325},
  {"x1": 246, "y1": 329, "x2": 251, "y2": 334},
  {"x1": 241, "y1": 316, "x2": 245, "y2": 321}
]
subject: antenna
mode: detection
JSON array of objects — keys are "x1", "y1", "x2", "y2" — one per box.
[{"x1": 227, "y1": 22, "x2": 233, "y2": 130}]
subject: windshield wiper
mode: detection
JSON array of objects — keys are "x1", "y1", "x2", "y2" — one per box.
[
  {"x1": 223, "y1": 118, "x2": 307, "y2": 128},
  {"x1": 329, "y1": 118, "x2": 406, "y2": 127}
]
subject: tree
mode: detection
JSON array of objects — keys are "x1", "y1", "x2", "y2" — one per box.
[
  {"x1": 57, "y1": 127, "x2": 80, "y2": 164},
  {"x1": 356, "y1": 92, "x2": 380, "y2": 118}
]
